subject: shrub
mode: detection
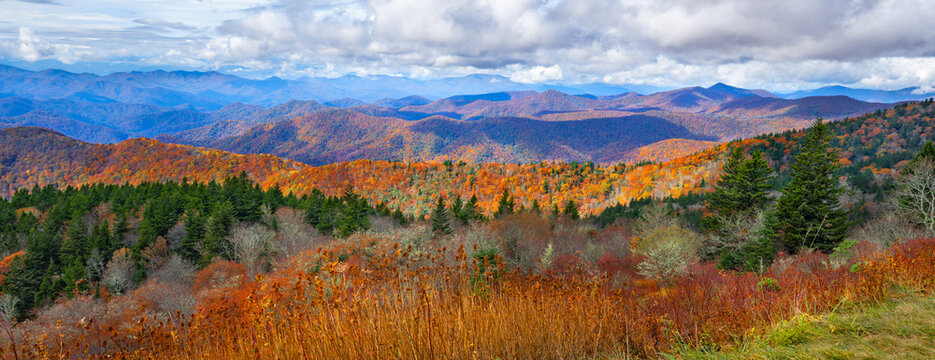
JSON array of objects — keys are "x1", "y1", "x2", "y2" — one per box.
[
  {"x1": 635, "y1": 226, "x2": 699, "y2": 285},
  {"x1": 756, "y1": 277, "x2": 781, "y2": 292}
]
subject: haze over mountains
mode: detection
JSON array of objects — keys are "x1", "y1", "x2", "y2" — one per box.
[{"x1": 0, "y1": 64, "x2": 913, "y2": 164}]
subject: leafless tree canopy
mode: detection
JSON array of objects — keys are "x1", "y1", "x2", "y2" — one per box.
[
  {"x1": 102, "y1": 248, "x2": 135, "y2": 295},
  {"x1": 896, "y1": 160, "x2": 935, "y2": 236},
  {"x1": 229, "y1": 223, "x2": 277, "y2": 276}
]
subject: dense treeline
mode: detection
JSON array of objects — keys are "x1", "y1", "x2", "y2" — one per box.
[{"x1": 0, "y1": 173, "x2": 400, "y2": 319}]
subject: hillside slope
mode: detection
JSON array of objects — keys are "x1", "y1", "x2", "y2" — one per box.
[
  {"x1": 3, "y1": 100, "x2": 933, "y2": 217},
  {"x1": 197, "y1": 109, "x2": 710, "y2": 165},
  {"x1": 0, "y1": 126, "x2": 726, "y2": 216}
]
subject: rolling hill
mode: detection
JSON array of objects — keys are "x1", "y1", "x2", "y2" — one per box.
[
  {"x1": 189, "y1": 109, "x2": 711, "y2": 165},
  {"x1": 2, "y1": 99, "x2": 932, "y2": 218},
  {"x1": 0, "y1": 126, "x2": 726, "y2": 216}
]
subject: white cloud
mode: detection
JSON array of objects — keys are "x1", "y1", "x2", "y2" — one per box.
[
  {"x1": 15, "y1": 27, "x2": 50, "y2": 62},
  {"x1": 2, "y1": 0, "x2": 935, "y2": 91},
  {"x1": 11, "y1": 27, "x2": 86, "y2": 64},
  {"x1": 510, "y1": 65, "x2": 564, "y2": 83}
]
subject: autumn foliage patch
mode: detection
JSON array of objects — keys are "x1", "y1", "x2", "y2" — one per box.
[{"x1": 1, "y1": 236, "x2": 933, "y2": 359}]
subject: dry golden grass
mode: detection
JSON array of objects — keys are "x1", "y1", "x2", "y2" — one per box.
[{"x1": 3, "y1": 237, "x2": 935, "y2": 360}]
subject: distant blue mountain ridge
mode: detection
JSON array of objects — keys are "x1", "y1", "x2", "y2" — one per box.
[{"x1": 0, "y1": 63, "x2": 923, "y2": 151}]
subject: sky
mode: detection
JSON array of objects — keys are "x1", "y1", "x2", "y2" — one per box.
[{"x1": 1, "y1": 0, "x2": 935, "y2": 92}]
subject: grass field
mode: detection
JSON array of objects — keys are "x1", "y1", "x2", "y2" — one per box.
[{"x1": 672, "y1": 290, "x2": 935, "y2": 359}]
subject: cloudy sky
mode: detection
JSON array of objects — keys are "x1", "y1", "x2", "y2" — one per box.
[{"x1": 1, "y1": 0, "x2": 934, "y2": 91}]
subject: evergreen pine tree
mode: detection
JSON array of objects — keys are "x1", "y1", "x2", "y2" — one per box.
[
  {"x1": 60, "y1": 212, "x2": 90, "y2": 293},
  {"x1": 530, "y1": 199, "x2": 541, "y2": 214},
  {"x1": 202, "y1": 201, "x2": 235, "y2": 263},
  {"x1": 392, "y1": 208, "x2": 409, "y2": 225},
  {"x1": 450, "y1": 195, "x2": 464, "y2": 220},
  {"x1": 769, "y1": 119, "x2": 849, "y2": 253},
  {"x1": 902, "y1": 141, "x2": 935, "y2": 177},
  {"x1": 178, "y1": 209, "x2": 206, "y2": 264},
  {"x1": 460, "y1": 195, "x2": 481, "y2": 223},
  {"x1": 562, "y1": 200, "x2": 580, "y2": 220},
  {"x1": 304, "y1": 189, "x2": 325, "y2": 226},
  {"x1": 88, "y1": 222, "x2": 114, "y2": 261},
  {"x1": 60, "y1": 212, "x2": 89, "y2": 267},
  {"x1": 431, "y1": 197, "x2": 452, "y2": 235},
  {"x1": 112, "y1": 212, "x2": 129, "y2": 247},
  {"x1": 707, "y1": 148, "x2": 774, "y2": 230},
  {"x1": 494, "y1": 189, "x2": 514, "y2": 218},
  {"x1": 335, "y1": 188, "x2": 371, "y2": 237}
]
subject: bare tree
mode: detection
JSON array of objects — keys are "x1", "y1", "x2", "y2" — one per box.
[
  {"x1": 141, "y1": 237, "x2": 172, "y2": 272},
  {"x1": 851, "y1": 203, "x2": 926, "y2": 247},
  {"x1": 149, "y1": 255, "x2": 197, "y2": 287},
  {"x1": 633, "y1": 202, "x2": 680, "y2": 240},
  {"x1": 705, "y1": 212, "x2": 766, "y2": 255},
  {"x1": 229, "y1": 224, "x2": 276, "y2": 276},
  {"x1": 85, "y1": 248, "x2": 107, "y2": 281},
  {"x1": 273, "y1": 208, "x2": 320, "y2": 256},
  {"x1": 0, "y1": 293, "x2": 18, "y2": 323},
  {"x1": 896, "y1": 160, "x2": 935, "y2": 236},
  {"x1": 135, "y1": 280, "x2": 197, "y2": 326},
  {"x1": 102, "y1": 248, "x2": 135, "y2": 295}
]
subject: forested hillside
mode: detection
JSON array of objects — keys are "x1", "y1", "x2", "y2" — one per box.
[
  {"x1": 0, "y1": 100, "x2": 934, "y2": 359},
  {"x1": 2, "y1": 100, "x2": 935, "y2": 220},
  {"x1": 0, "y1": 126, "x2": 725, "y2": 217}
]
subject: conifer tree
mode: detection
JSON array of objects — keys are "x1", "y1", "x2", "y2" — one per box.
[
  {"x1": 60, "y1": 212, "x2": 89, "y2": 267},
  {"x1": 495, "y1": 189, "x2": 514, "y2": 218},
  {"x1": 178, "y1": 209, "x2": 206, "y2": 264},
  {"x1": 450, "y1": 195, "x2": 464, "y2": 220},
  {"x1": 707, "y1": 148, "x2": 773, "y2": 230},
  {"x1": 769, "y1": 119, "x2": 849, "y2": 253},
  {"x1": 901, "y1": 141, "x2": 935, "y2": 177},
  {"x1": 60, "y1": 212, "x2": 90, "y2": 293},
  {"x1": 203, "y1": 201, "x2": 235, "y2": 263},
  {"x1": 392, "y1": 208, "x2": 409, "y2": 225},
  {"x1": 335, "y1": 188, "x2": 371, "y2": 237},
  {"x1": 431, "y1": 197, "x2": 452, "y2": 235},
  {"x1": 304, "y1": 189, "x2": 325, "y2": 226},
  {"x1": 562, "y1": 200, "x2": 580, "y2": 220},
  {"x1": 88, "y1": 222, "x2": 114, "y2": 261},
  {"x1": 112, "y1": 212, "x2": 129, "y2": 247},
  {"x1": 459, "y1": 195, "x2": 481, "y2": 223}
]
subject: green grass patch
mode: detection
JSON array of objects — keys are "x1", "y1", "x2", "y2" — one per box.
[{"x1": 672, "y1": 293, "x2": 935, "y2": 359}]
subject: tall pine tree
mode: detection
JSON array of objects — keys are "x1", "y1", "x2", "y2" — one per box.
[
  {"x1": 494, "y1": 189, "x2": 514, "y2": 218},
  {"x1": 431, "y1": 197, "x2": 452, "y2": 235},
  {"x1": 769, "y1": 119, "x2": 849, "y2": 253},
  {"x1": 562, "y1": 200, "x2": 580, "y2": 220},
  {"x1": 459, "y1": 194, "x2": 481, "y2": 223},
  {"x1": 178, "y1": 209, "x2": 207, "y2": 264},
  {"x1": 707, "y1": 148, "x2": 773, "y2": 228}
]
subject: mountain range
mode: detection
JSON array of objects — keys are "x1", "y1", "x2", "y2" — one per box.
[
  {"x1": 165, "y1": 85, "x2": 889, "y2": 165},
  {"x1": 0, "y1": 64, "x2": 917, "y2": 165},
  {"x1": 2, "y1": 99, "x2": 933, "y2": 215}
]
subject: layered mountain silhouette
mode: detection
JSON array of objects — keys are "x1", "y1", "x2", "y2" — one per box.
[{"x1": 0, "y1": 64, "x2": 901, "y2": 164}]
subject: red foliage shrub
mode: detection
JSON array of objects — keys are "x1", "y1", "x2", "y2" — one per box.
[{"x1": 192, "y1": 260, "x2": 248, "y2": 294}]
